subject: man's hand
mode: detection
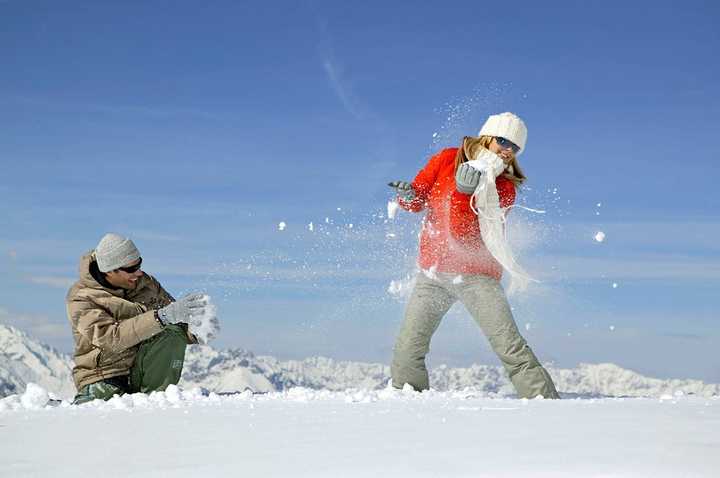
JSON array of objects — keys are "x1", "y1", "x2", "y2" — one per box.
[
  {"x1": 158, "y1": 292, "x2": 220, "y2": 344},
  {"x1": 455, "y1": 163, "x2": 482, "y2": 194},
  {"x1": 388, "y1": 180, "x2": 416, "y2": 202},
  {"x1": 158, "y1": 292, "x2": 208, "y2": 325}
]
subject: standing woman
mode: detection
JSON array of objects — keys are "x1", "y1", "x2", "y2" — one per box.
[{"x1": 389, "y1": 112, "x2": 559, "y2": 399}]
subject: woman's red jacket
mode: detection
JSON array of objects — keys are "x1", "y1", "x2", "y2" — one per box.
[{"x1": 399, "y1": 148, "x2": 516, "y2": 279}]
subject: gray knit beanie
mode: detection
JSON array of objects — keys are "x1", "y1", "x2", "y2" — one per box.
[{"x1": 95, "y1": 233, "x2": 141, "y2": 272}]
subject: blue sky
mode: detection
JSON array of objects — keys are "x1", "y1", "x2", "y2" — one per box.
[{"x1": 1, "y1": 1, "x2": 719, "y2": 381}]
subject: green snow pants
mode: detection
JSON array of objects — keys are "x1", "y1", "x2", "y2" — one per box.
[
  {"x1": 391, "y1": 273, "x2": 559, "y2": 399},
  {"x1": 73, "y1": 324, "x2": 188, "y2": 405}
]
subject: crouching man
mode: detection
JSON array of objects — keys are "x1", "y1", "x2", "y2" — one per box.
[{"x1": 66, "y1": 233, "x2": 219, "y2": 404}]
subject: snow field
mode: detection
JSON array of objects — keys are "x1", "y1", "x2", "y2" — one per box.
[{"x1": 1, "y1": 385, "x2": 718, "y2": 477}]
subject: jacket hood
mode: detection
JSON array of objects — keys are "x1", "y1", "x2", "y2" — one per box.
[{"x1": 77, "y1": 251, "x2": 105, "y2": 289}]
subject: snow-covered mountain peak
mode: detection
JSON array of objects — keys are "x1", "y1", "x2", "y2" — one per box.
[
  {"x1": 1, "y1": 324, "x2": 718, "y2": 401},
  {"x1": 0, "y1": 324, "x2": 75, "y2": 399}
]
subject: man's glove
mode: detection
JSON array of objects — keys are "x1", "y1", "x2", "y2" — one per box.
[
  {"x1": 157, "y1": 292, "x2": 208, "y2": 325},
  {"x1": 158, "y1": 292, "x2": 220, "y2": 344},
  {"x1": 455, "y1": 162, "x2": 482, "y2": 194},
  {"x1": 388, "y1": 180, "x2": 416, "y2": 202}
]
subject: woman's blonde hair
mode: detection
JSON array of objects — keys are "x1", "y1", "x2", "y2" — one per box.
[{"x1": 454, "y1": 136, "x2": 526, "y2": 186}]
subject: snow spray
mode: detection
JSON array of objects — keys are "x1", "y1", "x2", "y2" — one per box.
[{"x1": 191, "y1": 295, "x2": 219, "y2": 345}]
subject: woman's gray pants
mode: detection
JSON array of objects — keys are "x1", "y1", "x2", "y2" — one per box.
[{"x1": 391, "y1": 273, "x2": 559, "y2": 399}]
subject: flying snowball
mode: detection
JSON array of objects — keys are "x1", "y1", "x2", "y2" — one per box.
[{"x1": 594, "y1": 231, "x2": 606, "y2": 242}]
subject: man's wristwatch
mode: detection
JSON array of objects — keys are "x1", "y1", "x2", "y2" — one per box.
[{"x1": 154, "y1": 309, "x2": 166, "y2": 327}]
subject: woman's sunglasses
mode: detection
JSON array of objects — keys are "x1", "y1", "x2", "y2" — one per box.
[
  {"x1": 117, "y1": 258, "x2": 142, "y2": 273},
  {"x1": 495, "y1": 137, "x2": 520, "y2": 154}
]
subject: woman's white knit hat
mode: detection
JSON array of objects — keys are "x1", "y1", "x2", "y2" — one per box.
[
  {"x1": 478, "y1": 112, "x2": 528, "y2": 154},
  {"x1": 95, "y1": 233, "x2": 141, "y2": 272}
]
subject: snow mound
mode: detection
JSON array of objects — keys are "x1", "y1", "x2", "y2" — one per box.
[
  {"x1": 0, "y1": 381, "x2": 549, "y2": 412},
  {"x1": 20, "y1": 382, "x2": 50, "y2": 409}
]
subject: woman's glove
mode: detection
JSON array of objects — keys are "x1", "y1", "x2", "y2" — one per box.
[
  {"x1": 388, "y1": 181, "x2": 416, "y2": 201},
  {"x1": 455, "y1": 162, "x2": 482, "y2": 194}
]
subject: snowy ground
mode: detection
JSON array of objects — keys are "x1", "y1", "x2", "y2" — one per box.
[{"x1": 1, "y1": 386, "x2": 718, "y2": 477}]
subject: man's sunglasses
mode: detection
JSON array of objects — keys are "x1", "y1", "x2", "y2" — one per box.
[
  {"x1": 495, "y1": 137, "x2": 520, "y2": 154},
  {"x1": 117, "y1": 258, "x2": 142, "y2": 273}
]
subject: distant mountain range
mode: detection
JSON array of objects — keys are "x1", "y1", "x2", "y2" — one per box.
[{"x1": 2, "y1": 324, "x2": 718, "y2": 400}]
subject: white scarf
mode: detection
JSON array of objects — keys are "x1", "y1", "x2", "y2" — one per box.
[{"x1": 466, "y1": 149, "x2": 537, "y2": 294}]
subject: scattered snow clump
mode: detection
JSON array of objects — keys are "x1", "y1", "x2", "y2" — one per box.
[
  {"x1": 21, "y1": 383, "x2": 50, "y2": 409},
  {"x1": 387, "y1": 200, "x2": 400, "y2": 220}
]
